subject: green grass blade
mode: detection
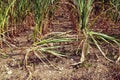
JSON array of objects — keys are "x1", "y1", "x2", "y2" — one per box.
[
  {"x1": 39, "y1": 48, "x2": 65, "y2": 57},
  {"x1": 41, "y1": 46, "x2": 61, "y2": 50},
  {"x1": 89, "y1": 31, "x2": 120, "y2": 46},
  {"x1": 35, "y1": 38, "x2": 75, "y2": 45}
]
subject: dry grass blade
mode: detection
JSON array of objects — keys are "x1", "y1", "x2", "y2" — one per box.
[
  {"x1": 24, "y1": 48, "x2": 32, "y2": 66},
  {"x1": 37, "y1": 50, "x2": 57, "y2": 69},
  {"x1": 0, "y1": 50, "x2": 8, "y2": 58},
  {"x1": 80, "y1": 38, "x2": 89, "y2": 63},
  {"x1": 72, "y1": 38, "x2": 90, "y2": 65},
  {"x1": 90, "y1": 34, "x2": 114, "y2": 62},
  {"x1": 26, "y1": 66, "x2": 33, "y2": 80},
  {"x1": 116, "y1": 47, "x2": 120, "y2": 63}
]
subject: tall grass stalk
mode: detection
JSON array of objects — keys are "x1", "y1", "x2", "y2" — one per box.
[
  {"x1": 33, "y1": 0, "x2": 56, "y2": 41},
  {"x1": 0, "y1": 0, "x2": 16, "y2": 47}
]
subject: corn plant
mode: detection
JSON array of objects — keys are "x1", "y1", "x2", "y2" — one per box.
[
  {"x1": 33, "y1": 0, "x2": 56, "y2": 41},
  {"x1": 73, "y1": 0, "x2": 93, "y2": 63},
  {"x1": 73, "y1": 0, "x2": 120, "y2": 64},
  {"x1": 14, "y1": 0, "x2": 33, "y2": 22},
  {"x1": 0, "y1": 0, "x2": 16, "y2": 44},
  {"x1": 24, "y1": 32, "x2": 77, "y2": 79},
  {"x1": 0, "y1": 0, "x2": 32, "y2": 39},
  {"x1": 24, "y1": 31, "x2": 77, "y2": 70}
]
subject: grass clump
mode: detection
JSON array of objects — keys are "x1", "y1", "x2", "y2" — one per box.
[{"x1": 73, "y1": 0, "x2": 120, "y2": 63}]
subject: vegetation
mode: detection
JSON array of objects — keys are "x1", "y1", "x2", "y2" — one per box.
[
  {"x1": 0, "y1": 0, "x2": 120, "y2": 79},
  {"x1": 0, "y1": 0, "x2": 120, "y2": 62},
  {"x1": 73, "y1": 0, "x2": 120, "y2": 64}
]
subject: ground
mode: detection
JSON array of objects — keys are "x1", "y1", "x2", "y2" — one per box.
[{"x1": 0, "y1": 0, "x2": 120, "y2": 80}]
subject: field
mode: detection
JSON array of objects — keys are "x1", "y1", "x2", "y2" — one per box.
[{"x1": 0, "y1": 0, "x2": 120, "y2": 80}]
